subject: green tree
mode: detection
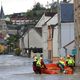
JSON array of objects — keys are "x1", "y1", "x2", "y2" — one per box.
[
  {"x1": 26, "y1": 2, "x2": 46, "y2": 20},
  {"x1": 50, "y1": 2, "x2": 58, "y2": 13},
  {"x1": 33, "y1": 2, "x2": 46, "y2": 10},
  {"x1": 6, "y1": 34, "x2": 20, "y2": 49}
]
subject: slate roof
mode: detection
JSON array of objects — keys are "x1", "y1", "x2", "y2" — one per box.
[
  {"x1": 0, "y1": 6, "x2": 4, "y2": 19},
  {"x1": 61, "y1": 3, "x2": 74, "y2": 23}
]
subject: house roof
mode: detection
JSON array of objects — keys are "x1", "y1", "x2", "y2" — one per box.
[
  {"x1": 36, "y1": 3, "x2": 74, "y2": 27},
  {"x1": 43, "y1": 13, "x2": 58, "y2": 26},
  {"x1": 35, "y1": 13, "x2": 51, "y2": 27},
  {"x1": 10, "y1": 12, "x2": 27, "y2": 20},
  {"x1": 35, "y1": 12, "x2": 57, "y2": 27},
  {"x1": 61, "y1": 3, "x2": 74, "y2": 23},
  {"x1": 23, "y1": 27, "x2": 42, "y2": 37},
  {"x1": 0, "y1": 5, "x2": 4, "y2": 19},
  {"x1": 45, "y1": 12, "x2": 57, "y2": 17}
]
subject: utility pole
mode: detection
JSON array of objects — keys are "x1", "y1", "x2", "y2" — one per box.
[
  {"x1": 27, "y1": 28, "x2": 30, "y2": 57},
  {"x1": 28, "y1": 28, "x2": 29, "y2": 51},
  {"x1": 57, "y1": 0, "x2": 61, "y2": 56}
]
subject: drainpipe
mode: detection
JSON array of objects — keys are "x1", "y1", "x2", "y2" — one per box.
[{"x1": 63, "y1": 47, "x2": 67, "y2": 57}]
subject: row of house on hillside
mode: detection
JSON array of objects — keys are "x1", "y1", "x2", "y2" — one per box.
[
  {"x1": 10, "y1": 13, "x2": 29, "y2": 25},
  {"x1": 19, "y1": 2, "x2": 75, "y2": 62}
]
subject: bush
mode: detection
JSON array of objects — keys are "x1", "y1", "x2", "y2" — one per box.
[
  {"x1": 0, "y1": 44, "x2": 5, "y2": 54},
  {"x1": 14, "y1": 48, "x2": 21, "y2": 56}
]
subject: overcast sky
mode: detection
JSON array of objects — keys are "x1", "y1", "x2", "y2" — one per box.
[{"x1": 0, "y1": 0, "x2": 61, "y2": 15}]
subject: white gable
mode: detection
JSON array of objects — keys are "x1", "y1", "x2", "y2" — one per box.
[
  {"x1": 47, "y1": 14, "x2": 58, "y2": 25},
  {"x1": 35, "y1": 14, "x2": 51, "y2": 27},
  {"x1": 24, "y1": 28, "x2": 42, "y2": 48}
]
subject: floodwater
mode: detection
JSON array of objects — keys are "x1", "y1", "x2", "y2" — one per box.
[{"x1": 0, "y1": 55, "x2": 80, "y2": 80}]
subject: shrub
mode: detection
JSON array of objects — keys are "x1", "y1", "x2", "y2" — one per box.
[
  {"x1": 14, "y1": 48, "x2": 21, "y2": 56},
  {"x1": 0, "y1": 44, "x2": 5, "y2": 54}
]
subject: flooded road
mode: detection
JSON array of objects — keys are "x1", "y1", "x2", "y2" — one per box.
[{"x1": 0, "y1": 55, "x2": 80, "y2": 80}]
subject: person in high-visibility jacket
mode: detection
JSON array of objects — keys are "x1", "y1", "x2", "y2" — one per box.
[
  {"x1": 40, "y1": 54, "x2": 47, "y2": 69},
  {"x1": 33, "y1": 55, "x2": 38, "y2": 73},
  {"x1": 57, "y1": 57, "x2": 66, "y2": 73},
  {"x1": 36, "y1": 58, "x2": 41, "y2": 74},
  {"x1": 66, "y1": 54, "x2": 75, "y2": 70}
]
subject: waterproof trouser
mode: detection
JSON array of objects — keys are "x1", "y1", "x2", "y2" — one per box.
[
  {"x1": 36, "y1": 66, "x2": 41, "y2": 74},
  {"x1": 58, "y1": 63, "x2": 65, "y2": 72},
  {"x1": 33, "y1": 61, "x2": 38, "y2": 74}
]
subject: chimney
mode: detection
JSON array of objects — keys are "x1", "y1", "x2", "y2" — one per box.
[{"x1": 63, "y1": 0, "x2": 67, "y2": 2}]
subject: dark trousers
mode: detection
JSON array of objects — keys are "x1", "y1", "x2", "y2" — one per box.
[
  {"x1": 33, "y1": 61, "x2": 37, "y2": 74},
  {"x1": 36, "y1": 66, "x2": 41, "y2": 74},
  {"x1": 57, "y1": 63, "x2": 65, "y2": 72},
  {"x1": 66, "y1": 61, "x2": 74, "y2": 71},
  {"x1": 33, "y1": 61, "x2": 41, "y2": 74}
]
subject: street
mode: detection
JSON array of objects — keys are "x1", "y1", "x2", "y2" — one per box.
[{"x1": 0, "y1": 55, "x2": 80, "y2": 80}]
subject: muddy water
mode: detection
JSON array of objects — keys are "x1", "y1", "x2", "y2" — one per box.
[{"x1": 0, "y1": 55, "x2": 80, "y2": 80}]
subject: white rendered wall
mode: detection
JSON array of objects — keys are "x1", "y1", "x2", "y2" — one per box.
[
  {"x1": 53, "y1": 26, "x2": 59, "y2": 57},
  {"x1": 61, "y1": 23, "x2": 74, "y2": 47},
  {"x1": 24, "y1": 28, "x2": 42, "y2": 48},
  {"x1": 42, "y1": 25, "x2": 48, "y2": 59}
]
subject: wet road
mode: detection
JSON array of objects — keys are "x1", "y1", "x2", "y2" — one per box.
[{"x1": 0, "y1": 55, "x2": 80, "y2": 80}]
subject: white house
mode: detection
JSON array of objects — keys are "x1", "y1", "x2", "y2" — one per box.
[
  {"x1": 23, "y1": 28, "x2": 42, "y2": 48},
  {"x1": 35, "y1": 2, "x2": 75, "y2": 60},
  {"x1": 59, "y1": 3, "x2": 75, "y2": 56},
  {"x1": 19, "y1": 13, "x2": 52, "y2": 51},
  {"x1": 19, "y1": 12, "x2": 59, "y2": 59},
  {"x1": 19, "y1": 26, "x2": 42, "y2": 57},
  {"x1": 19, "y1": 2, "x2": 75, "y2": 60},
  {"x1": 35, "y1": 12, "x2": 59, "y2": 61}
]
